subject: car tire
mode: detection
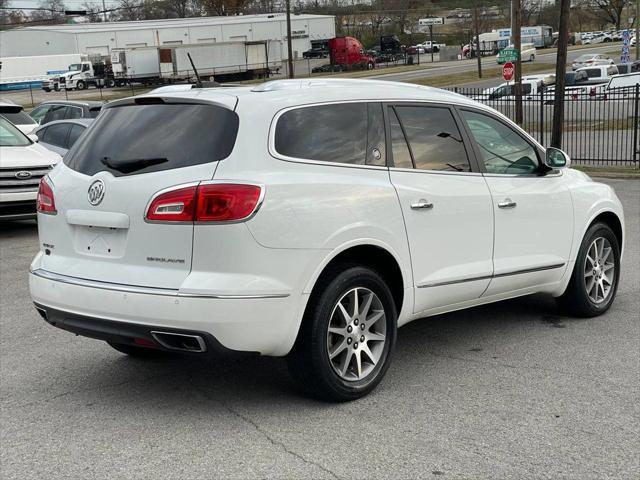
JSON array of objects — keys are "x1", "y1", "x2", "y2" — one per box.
[
  {"x1": 530, "y1": 55, "x2": 535, "y2": 62},
  {"x1": 287, "y1": 265, "x2": 397, "y2": 402},
  {"x1": 43, "y1": 88, "x2": 51, "y2": 92},
  {"x1": 107, "y1": 341, "x2": 171, "y2": 358},
  {"x1": 76, "y1": 80, "x2": 87, "y2": 90},
  {"x1": 556, "y1": 222, "x2": 620, "y2": 317}
]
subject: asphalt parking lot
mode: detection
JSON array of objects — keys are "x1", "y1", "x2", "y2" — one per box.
[{"x1": 1, "y1": 177, "x2": 638, "y2": 480}]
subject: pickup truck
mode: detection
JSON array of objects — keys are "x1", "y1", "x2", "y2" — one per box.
[{"x1": 411, "y1": 40, "x2": 444, "y2": 54}]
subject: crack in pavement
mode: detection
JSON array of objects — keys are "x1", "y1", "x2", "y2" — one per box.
[{"x1": 190, "y1": 380, "x2": 342, "y2": 480}]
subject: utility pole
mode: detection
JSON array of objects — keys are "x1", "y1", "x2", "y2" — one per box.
[
  {"x1": 636, "y1": 0, "x2": 639, "y2": 60},
  {"x1": 102, "y1": 0, "x2": 107, "y2": 23},
  {"x1": 286, "y1": 0, "x2": 294, "y2": 79},
  {"x1": 551, "y1": 0, "x2": 571, "y2": 148},
  {"x1": 513, "y1": 0, "x2": 523, "y2": 125},
  {"x1": 473, "y1": 3, "x2": 482, "y2": 78}
]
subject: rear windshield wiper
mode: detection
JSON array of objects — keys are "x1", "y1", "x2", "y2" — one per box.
[{"x1": 100, "y1": 156, "x2": 168, "y2": 174}]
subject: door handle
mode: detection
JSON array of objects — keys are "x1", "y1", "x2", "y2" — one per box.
[
  {"x1": 410, "y1": 200, "x2": 434, "y2": 210},
  {"x1": 498, "y1": 198, "x2": 517, "y2": 209}
]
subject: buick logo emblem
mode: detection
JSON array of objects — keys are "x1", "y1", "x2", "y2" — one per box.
[
  {"x1": 87, "y1": 180, "x2": 105, "y2": 206},
  {"x1": 15, "y1": 171, "x2": 32, "y2": 179}
]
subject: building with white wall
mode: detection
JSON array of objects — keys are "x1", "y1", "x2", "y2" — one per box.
[{"x1": 0, "y1": 13, "x2": 336, "y2": 60}]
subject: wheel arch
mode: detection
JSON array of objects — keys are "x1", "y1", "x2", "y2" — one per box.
[
  {"x1": 589, "y1": 210, "x2": 623, "y2": 252},
  {"x1": 303, "y1": 242, "x2": 409, "y2": 319}
]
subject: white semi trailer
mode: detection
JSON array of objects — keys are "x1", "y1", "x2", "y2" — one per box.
[
  {"x1": 111, "y1": 40, "x2": 282, "y2": 84},
  {"x1": 0, "y1": 54, "x2": 87, "y2": 90}
]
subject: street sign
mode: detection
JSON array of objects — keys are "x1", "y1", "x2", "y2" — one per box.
[
  {"x1": 621, "y1": 29, "x2": 631, "y2": 63},
  {"x1": 498, "y1": 48, "x2": 519, "y2": 63},
  {"x1": 418, "y1": 18, "x2": 445, "y2": 26},
  {"x1": 502, "y1": 62, "x2": 515, "y2": 82}
]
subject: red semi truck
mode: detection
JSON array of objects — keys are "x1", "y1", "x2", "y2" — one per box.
[{"x1": 312, "y1": 37, "x2": 375, "y2": 72}]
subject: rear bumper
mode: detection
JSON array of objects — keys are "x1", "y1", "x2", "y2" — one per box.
[
  {"x1": 29, "y1": 269, "x2": 302, "y2": 356},
  {"x1": 33, "y1": 303, "x2": 245, "y2": 356}
]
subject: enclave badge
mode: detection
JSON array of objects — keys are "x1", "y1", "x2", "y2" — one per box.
[{"x1": 87, "y1": 179, "x2": 105, "y2": 206}]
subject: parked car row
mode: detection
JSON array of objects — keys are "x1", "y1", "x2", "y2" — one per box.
[{"x1": 0, "y1": 100, "x2": 104, "y2": 220}]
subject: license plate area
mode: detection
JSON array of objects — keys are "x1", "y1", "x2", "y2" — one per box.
[{"x1": 72, "y1": 225, "x2": 128, "y2": 258}]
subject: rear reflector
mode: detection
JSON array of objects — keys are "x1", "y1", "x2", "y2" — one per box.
[
  {"x1": 36, "y1": 177, "x2": 57, "y2": 215},
  {"x1": 146, "y1": 183, "x2": 262, "y2": 223}
]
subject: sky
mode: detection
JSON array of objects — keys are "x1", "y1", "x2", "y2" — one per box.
[{"x1": 10, "y1": 1, "x2": 118, "y2": 9}]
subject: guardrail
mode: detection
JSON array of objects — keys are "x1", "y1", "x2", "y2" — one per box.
[{"x1": 448, "y1": 85, "x2": 640, "y2": 168}]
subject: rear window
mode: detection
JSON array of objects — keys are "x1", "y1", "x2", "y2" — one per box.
[
  {"x1": 0, "y1": 110, "x2": 36, "y2": 125},
  {"x1": 64, "y1": 103, "x2": 239, "y2": 176}
]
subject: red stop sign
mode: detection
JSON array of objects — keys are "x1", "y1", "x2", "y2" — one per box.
[{"x1": 502, "y1": 62, "x2": 515, "y2": 81}]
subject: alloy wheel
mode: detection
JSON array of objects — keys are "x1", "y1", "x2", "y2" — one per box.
[
  {"x1": 326, "y1": 287, "x2": 387, "y2": 381},
  {"x1": 584, "y1": 236, "x2": 615, "y2": 304}
]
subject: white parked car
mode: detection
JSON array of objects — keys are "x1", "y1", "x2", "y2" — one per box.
[
  {"x1": 575, "y1": 64, "x2": 619, "y2": 84},
  {"x1": 572, "y1": 54, "x2": 615, "y2": 70},
  {"x1": 0, "y1": 117, "x2": 61, "y2": 220},
  {"x1": 29, "y1": 79, "x2": 625, "y2": 401},
  {"x1": 0, "y1": 101, "x2": 38, "y2": 135}
]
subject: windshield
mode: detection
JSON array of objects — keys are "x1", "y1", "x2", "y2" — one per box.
[
  {"x1": 65, "y1": 102, "x2": 239, "y2": 176},
  {"x1": 68, "y1": 63, "x2": 81, "y2": 71},
  {"x1": 0, "y1": 117, "x2": 31, "y2": 147}
]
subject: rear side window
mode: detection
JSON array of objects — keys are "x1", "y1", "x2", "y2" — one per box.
[
  {"x1": 274, "y1": 103, "x2": 367, "y2": 164},
  {"x1": 42, "y1": 123, "x2": 71, "y2": 147},
  {"x1": 67, "y1": 124, "x2": 85, "y2": 147},
  {"x1": 64, "y1": 103, "x2": 239, "y2": 176},
  {"x1": 65, "y1": 106, "x2": 83, "y2": 119},
  {"x1": 43, "y1": 105, "x2": 67, "y2": 124}
]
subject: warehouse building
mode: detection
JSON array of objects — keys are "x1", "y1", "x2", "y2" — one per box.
[{"x1": 0, "y1": 13, "x2": 336, "y2": 60}]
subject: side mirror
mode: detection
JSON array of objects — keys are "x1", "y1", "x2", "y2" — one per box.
[
  {"x1": 545, "y1": 147, "x2": 570, "y2": 169},
  {"x1": 28, "y1": 133, "x2": 39, "y2": 143}
]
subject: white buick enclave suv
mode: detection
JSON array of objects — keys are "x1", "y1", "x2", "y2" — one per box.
[{"x1": 30, "y1": 79, "x2": 624, "y2": 401}]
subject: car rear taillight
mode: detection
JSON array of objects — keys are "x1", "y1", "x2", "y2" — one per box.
[
  {"x1": 36, "y1": 177, "x2": 57, "y2": 215},
  {"x1": 146, "y1": 185, "x2": 197, "y2": 222},
  {"x1": 145, "y1": 183, "x2": 262, "y2": 223}
]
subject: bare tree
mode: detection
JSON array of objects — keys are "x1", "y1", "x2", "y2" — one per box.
[{"x1": 30, "y1": 0, "x2": 66, "y2": 22}]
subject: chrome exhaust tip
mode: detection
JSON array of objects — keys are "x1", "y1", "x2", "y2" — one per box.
[
  {"x1": 150, "y1": 331, "x2": 207, "y2": 353},
  {"x1": 34, "y1": 306, "x2": 48, "y2": 321}
]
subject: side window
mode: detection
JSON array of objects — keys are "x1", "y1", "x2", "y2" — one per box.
[
  {"x1": 43, "y1": 105, "x2": 67, "y2": 124},
  {"x1": 585, "y1": 68, "x2": 599, "y2": 78},
  {"x1": 393, "y1": 106, "x2": 471, "y2": 172},
  {"x1": 274, "y1": 103, "x2": 367, "y2": 164},
  {"x1": 366, "y1": 103, "x2": 386, "y2": 166},
  {"x1": 461, "y1": 109, "x2": 539, "y2": 175},
  {"x1": 42, "y1": 123, "x2": 72, "y2": 148},
  {"x1": 65, "y1": 106, "x2": 83, "y2": 119},
  {"x1": 388, "y1": 108, "x2": 412, "y2": 169},
  {"x1": 67, "y1": 124, "x2": 85, "y2": 147},
  {"x1": 30, "y1": 105, "x2": 51, "y2": 124},
  {"x1": 523, "y1": 84, "x2": 532, "y2": 95}
]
